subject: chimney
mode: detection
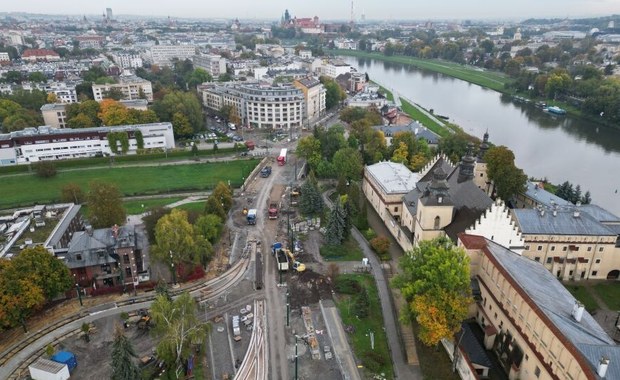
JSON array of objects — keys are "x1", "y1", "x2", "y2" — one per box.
[
  {"x1": 598, "y1": 357, "x2": 609, "y2": 378},
  {"x1": 553, "y1": 210, "x2": 557, "y2": 217},
  {"x1": 573, "y1": 210, "x2": 580, "y2": 218},
  {"x1": 540, "y1": 209, "x2": 545, "y2": 217},
  {"x1": 572, "y1": 301, "x2": 585, "y2": 322},
  {"x1": 86, "y1": 225, "x2": 93, "y2": 236},
  {"x1": 112, "y1": 224, "x2": 119, "y2": 240}
]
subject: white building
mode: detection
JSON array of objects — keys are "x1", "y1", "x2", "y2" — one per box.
[
  {"x1": 199, "y1": 82, "x2": 305, "y2": 130},
  {"x1": 41, "y1": 103, "x2": 69, "y2": 129},
  {"x1": 316, "y1": 60, "x2": 352, "y2": 78},
  {"x1": 0, "y1": 52, "x2": 9, "y2": 62},
  {"x1": 333, "y1": 38, "x2": 357, "y2": 50},
  {"x1": 111, "y1": 53, "x2": 143, "y2": 69},
  {"x1": 193, "y1": 54, "x2": 227, "y2": 78},
  {"x1": 0, "y1": 123, "x2": 175, "y2": 165},
  {"x1": 92, "y1": 75, "x2": 153, "y2": 102},
  {"x1": 148, "y1": 45, "x2": 197, "y2": 66}
]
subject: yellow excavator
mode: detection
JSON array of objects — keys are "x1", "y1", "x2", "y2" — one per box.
[{"x1": 282, "y1": 247, "x2": 306, "y2": 272}]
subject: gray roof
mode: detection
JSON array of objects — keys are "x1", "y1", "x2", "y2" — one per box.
[
  {"x1": 65, "y1": 225, "x2": 137, "y2": 269},
  {"x1": 460, "y1": 322, "x2": 492, "y2": 368},
  {"x1": 372, "y1": 122, "x2": 440, "y2": 144},
  {"x1": 365, "y1": 161, "x2": 420, "y2": 195},
  {"x1": 580, "y1": 204, "x2": 620, "y2": 223},
  {"x1": 46, "y1": 204, "x2": 82, "y2": 249},
  {"x1": 513, "y1": 209, "x2": 616, "y2": 236},
  {"x1": 484, "y1": 239, "x2": 620, "y2": 379},
  {"x1": 523, "y1": 181, "x2": 571, "y2": 208}
]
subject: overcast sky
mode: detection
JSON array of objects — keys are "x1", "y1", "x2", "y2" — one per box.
[{"x1": 4, "y1": 0, "x2": 620, "y2": 21}]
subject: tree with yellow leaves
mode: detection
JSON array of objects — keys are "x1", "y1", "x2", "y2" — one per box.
[{"x1": 393, "y1": 237, "x2": 472, "y2": 346}]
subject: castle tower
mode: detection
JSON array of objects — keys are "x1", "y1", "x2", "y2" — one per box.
[
  {"x1": 415, "y1": 167, "x2": 455, "y2": 242},
  {"x1": 458, "y1": 142, "x2": 476, "y2": 183},
  {"x1": 474, "y1": 133, "x2": 493, "y2": 195}
]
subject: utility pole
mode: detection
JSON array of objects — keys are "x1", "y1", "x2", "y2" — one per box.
[
  {"x1": 294, "y1": 335, "x2": 298, "y2": 380},
  {"x1": 169, "y1": 250, "x2": 177, "y2": 286},
  {"x1": 75, "y1": 283, "x2": 83, "y2": 306},
  {"x1": 286, "y1": 290, "x2": 290, "y2": 327}
]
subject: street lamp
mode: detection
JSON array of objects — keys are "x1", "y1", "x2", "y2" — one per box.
[
  {"x1": 75, "y1": 283, "x2": 83, "y2": 307},
  {"x1": 169, "y1": 250, "x2": 177, "y2": 286},
  {"x1": 286, "y1": 291, "x2": 290, "y2": 327}
]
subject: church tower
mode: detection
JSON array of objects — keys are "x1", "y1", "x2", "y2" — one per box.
[
  {"x1": 474, "y1": 132, "x2": 493, "y2": 195},
  {"x1": 415, "y1": 167, "x2": 455, "y2": 242},
  {"x1": 458, "y1": 142, "x2": 476, "y2": 183}
]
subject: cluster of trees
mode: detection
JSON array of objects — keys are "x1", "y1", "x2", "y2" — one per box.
[
  {"x1": 389, "y1": 131, "x2": 433, "y2": 171},
  {"x1": 0, "y1": 98, "x2": 43, "y2": 132},
  {"x1": 136, "y1": 58, "x2": 212, "y2": 95},
  {"x1": 319, "y1": 76, "x2": 346, "y2": 110},
  {"x1": 65, "y1": 99, "x2": 158, "y2": 128},
  {"x1": 299, "y1": 175, "x2": 324, "y2": 217},
  {"x1": 152, "y1": 91, "x2": 203, "y2": 137},
  {"x1": 150, "y1": 182, "x2": 231, "y2": 275},
  {"x1": 85, "y1": 181, "x2": 127, "y2": 228},
  {"x1": 0, "y1": 246, "x2": 73, "y2": 331},
  {"x1": 484, "y1": 146, "x2": 528, "y2": 201},
  {"x1": 393, "y1": 237, "x2": 472, "y2": 346},
  {"x1": 339, "y1": 106, "x2": 389, "y2": 164},
  {"x1": 554, "y1": 181, "x2": 592, "y2": 205}
]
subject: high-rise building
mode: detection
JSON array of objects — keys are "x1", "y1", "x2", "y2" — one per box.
[{"x1": 106, "y1": 8, "x2": 113, "y2": 21}]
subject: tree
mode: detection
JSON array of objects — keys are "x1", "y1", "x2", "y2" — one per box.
[
  {"x1": 194, "y1": 214, "x2": 223, "y2": 243},
  {"x1": 186, "y1": 68, "x2": 212, "y2": 88},
  {"x1": 370, "y1": 236, "x2": 391, "y2": 259},
  {"x1": 143, "y1": 207, "x2": 172, "y2": 242},
  {"x1": 320, "y1": 76, "x2": 346, "y2": 109},
  {"x1": 299, "y1": 179, "x2": 323, "y2": 216},
  {"x1": 67, "y1": 113, "x2": 96, "y2": 129},
  {"x1": 325, "y1": 199, "x2": 347, "y2": 246},
  {"x1": 87, "y1": 181, "x2": 126, "y2": 228},
  {"x1": 391, "y1": 141, "x2": 410, "y2": 164},
  {"x1": 152, "y1": 91, "x2": 203, "y2": 134},
  {"x1": 485, "y1": 146, "x2": 527, "y2": 200},
  {"x1": 81, "y1": 322, "x2": 91, "y2": 342},
  {"x1": 204, "y1": 196, "x2": 226, "y2": 220},
  {"x1": 296, "y1": 135, "x2": 322, "y2": 169},
  {"x1": 111, "y1": 324, "x2": 141, "y2": 380},
  {"x1": 0, "y1": 264, "x2": 44, "y2": 331},
  {"x1": 60, "y1": 183, "x2": 85, "y2": 204},
  {"x1": 103, "y1": 88, "x2": 125, "y2": 101},
  {"x1": 151, "y1": 293, "x2": 209, "y2": 374},
  {"x1": 151, "y1": 209, "x2": 211, "y2": 269},
  {"x1": 332, "y1": 147, "x2": 364, "y2": 181},
  {"x1": 10, "y1": 246, "x2": 73, "y2": 301},
  {"x1": 46, "y1": 93, "x2": 58, "y2": 104},
  {"x1": 98, "y1": 99, "x2": 130, "y2": 126},
  {"x1": 172, "y1": 112, "x2": 193, "y2": 137},
  {"x1": 393, "y1": 237, "x2": 472, "y2": 347},
  {"x1": 211, "y1": 181, "x2": 233, "y2": 212},
  {"x1": 34, "y1": 161, "x2": 57, "y2": 178}
]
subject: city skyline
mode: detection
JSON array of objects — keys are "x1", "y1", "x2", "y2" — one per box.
[{"x1": 2, "y1": 0, "x2": 620, "y2": 21}]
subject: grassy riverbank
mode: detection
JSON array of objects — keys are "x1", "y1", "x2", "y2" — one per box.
[
  {"x1": 0, "y1": 159, "x2": 259, "y2": 210},
  {"x1": 328, "y1": 49, "x2": 513, "y2": 92}
]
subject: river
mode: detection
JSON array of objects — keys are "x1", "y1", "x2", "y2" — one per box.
[{"x1": 341, "y1": 56, "x2": 620, "y2": 216}]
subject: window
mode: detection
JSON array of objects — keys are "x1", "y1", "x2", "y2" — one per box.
[
  {"x1": 563, "y1": 246, "x2": 567, "y2": 251},
  {"x1": 394, "y1": 207, "x2": 398, "y2": 212},
  {"x1": 123, "y1": 254, "x2": 130, "y2": 264},
  {"x1": 535, "y1": 366, "x2": 541, "y2": 378},
  {"x1": 596, "y1": 259, "x2": 601, "y2": 264},
  {"x1": 546, "y1": 257, "x2": 552, "y2": 264},
  {"x1": 535, "y1": 257, "x2": 540, "y2": 262},
  {"x1": 434, "y1": 216, "x2": 440, "y2": 229},
  {"x1": 569, "y1": 270, "x2": 573, "y2": 276},
  {"x1": 537, "y1": 245, "x2": 543, "y2": 251},
  {"x1": 125, "y1": 267, "x2": 132, "y2": 276},
  {"x1": 76, "y1": 254, "x2": 82, "y2": 261},
  {"x1": 587, "y1": 247, "x2": 592, "y2": 252},
  {"x1": 550, "y1": 246, "x2": 555, "y2": 251},
  {"x1": 599, "y1": 247, "x2": 604, "y2": 252},
  {"x1": 592, "y1": 271, "x2": 598, "y2": 276}
]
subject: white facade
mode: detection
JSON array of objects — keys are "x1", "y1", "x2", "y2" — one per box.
[
  {"x1": 464, "y1": 199, "x2": 525, "y2": 254},
  {"x1": 148, "y1": 45, "x2": 197, "y2": 66},
  {"x1": 0, "y1": 123, "x2": 175, "y2": 165},
  {"x1": 318, "y1": 61, "x2": 352, "y2": 78},
  {"x1": 193, "y1": 54, "x2": 227, "y2": 77},
  {"x1": 92, "y1": 75, "x2": 153, "y2": 102},
  {"x1": 111, "y1": 53, "x2": 143, "y2": 69},
  {"x1": 41, "y1": 103, "x2": 69, "y2": 129},
  {"x1": 0, "y1": 52, "x2": 9, "y2": 62}
]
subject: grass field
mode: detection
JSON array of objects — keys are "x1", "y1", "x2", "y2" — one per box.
[
  {"x1": 328, "y1": 49, "x2": 513, "y2": 92},
  {"x1": 399, "y1": 98, "x2": 451, "y2": 137},
  {"x1": 175, "y1": 201, "x2": 206, "y2": 213},
  {"x1": 0, "y1": 159, "x2": 259, "y2": 210},
  {"x1": 592, "y1": 283, "x2": 620, "y2": 310},
  {"x1": 565, "y1": 284, "x2": 599, "y2": 312},
  {"x1": 123, "y1": 197, "x2": 184, "y2": 215},
  {"x1": 335, "y1": 274, "x2": 394, "y2": 379},
  {"x1": 320, "y1": 235, "x2": 365, "y2": 261}
]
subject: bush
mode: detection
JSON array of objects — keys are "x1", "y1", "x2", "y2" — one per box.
[
  {"x1": 362, "y1": 228, "x2": 377, "y2": 241},
  {"x1": 370, "y1": 236, "x2": 391, "y2": 260},
  {"x1": 34, "y1": 161, "x2": 57, "y2": 178},
  {"x1": 334, "y1": 277, "x2": 362, "y2": 294},
  {"x1": 362, "y1": 350, "x2": 387, "y2": 373},
  {"x1": 353, "y1": 290, "x2": 370, "y2": 318}
]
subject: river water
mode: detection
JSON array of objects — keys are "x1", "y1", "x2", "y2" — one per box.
[{"x1": 342, "y1": 56, "x2": 620, "y2": 216}]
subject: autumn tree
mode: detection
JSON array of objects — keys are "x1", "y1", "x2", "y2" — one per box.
[
  {"x1": 46, "y1": 93, "x2": 58, "y2": 103},
  {"x1": 10, "y1": 246, "x2": 73, "y2": 301},
  {"x1": 98, "y1": 99, "x2": 130, "y2": 126},
  {"x1": 151, "y1": 209, "x2": 212, "y2": 270},
  {"x1": 393, "y1": 237, "x2": 472, "y2": 346},
  {"x1": 151, "y1": 292, "x2": 210, "y2": 374},
  {"x1": 86, "y1": 181, "x2": 126, "y2": 228},
  {"x1": 391, "y1": 141, "x2": 409, "y2": 164},
  {"x1": 484, "y1": 146, "x2": 527, "y2": 201},
  {"x1": 111, "y1": 324, "x2": 141, "y2": 380},
  {"x1": 211, "y1": 181, "x2": 233, "y2": 212},
  {"x1": 370, "y1": 236, "x2": 391, "y2": 259},
  {"x1": 0, "y1": 260, "x2": 44, "y2": 331},
  {"x1": 203, "y1": 196, "x2": 226, "y2": 220}
]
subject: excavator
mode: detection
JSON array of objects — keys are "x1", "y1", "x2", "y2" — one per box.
[
  {"x1": 272, "y1": 242, "x2": 305, "y2": 272},
  {"x1": 283, "y1": 247, "x2": 306, "y2": 272}
]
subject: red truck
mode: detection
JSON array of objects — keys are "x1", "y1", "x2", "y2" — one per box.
[{"x1": 268, "y1": 202, "x2": 278, "y2": 219}]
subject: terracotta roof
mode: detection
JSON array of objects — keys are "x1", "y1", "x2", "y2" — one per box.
[{"x1": 22, "y1": 49, "x2": 60, "y2": 57}]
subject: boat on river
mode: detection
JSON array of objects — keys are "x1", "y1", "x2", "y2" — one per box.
[{"x1": 543, "y1": 106, "x2": 567, "y2": 115}]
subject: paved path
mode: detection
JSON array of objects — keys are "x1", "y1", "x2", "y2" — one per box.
[
  {"x1": 319, "y1": 300, "x2": 362, "y2": 380},
  {"x1": 398, "y1": 94, "x2": 448, "y2": 129},
  {"x1": 350, "y1": 228, "x2": 422, "y2": 379},
  {"x1": 322, "y1": 190, "x2": 422, "y2": 379}
]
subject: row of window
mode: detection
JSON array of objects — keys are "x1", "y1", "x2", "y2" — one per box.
[{"x1": 528, "y1": 244, "x2": 604, "y2": 252}]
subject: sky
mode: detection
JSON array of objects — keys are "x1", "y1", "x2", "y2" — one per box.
[{"x1": 4, "y1": 0, "x2": 620, "y2": 21}]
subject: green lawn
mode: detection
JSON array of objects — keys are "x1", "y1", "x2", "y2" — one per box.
[
  {"x1": 329, "y1": 49, "x2": 513, "y2": 92},
  {"x1": 411, "y1": 322, "x2": 460, "y2": 380},
  {"x1": 335, "y1": 274, "x2": 394, "y2": 379},
  {"x1": 399, "y1": 98, "x2": 451, "y2": 137},
  {"x1": 374, "y1": 82, "x2": 394, "y2": 101},
  {"x1": 320, "y1": 235, "x2": 365, "y2": 261},
  {"x1": 565, "y1": 284, "x2": 599, "y2": 313},
  {"x1": 592, "y1": 283, "x2": 620, "y2": 310},
  {"x1": 123, "y1": 197, "x2": 184, "y2": 215},
  {"x1": 175, "y1": 201, "x2": 206, "y2": 213},
  {"x1": 0, "y1": 159, "x2": 259, "y2": 210}
]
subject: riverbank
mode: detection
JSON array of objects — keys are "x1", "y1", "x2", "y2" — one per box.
[{"x1": 329, "y1": 49, "x2": 513, "y2": 92}]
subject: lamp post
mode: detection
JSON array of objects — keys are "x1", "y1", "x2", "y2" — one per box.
[
  {"x1": 286, "y1": 290, "x2": 290, "y2": 327},
  {"x1": 169, "y1": 250, "x2": 177, "y2": 286},
  {"x1": 294, "y1": 335, "x2": 298, "y2": 380},
  {"x1": 75, "y1": 283, "x2": 83, "y2": 307}
]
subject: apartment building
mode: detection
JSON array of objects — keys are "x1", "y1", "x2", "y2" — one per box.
[
  {"x1": 0, "y1": 123, "x2": 174, "y2": 165},
  {"x1": 193, "y1": 54, "x2": 227, "y2": 78},
  {"x1": 459, "y1": 234, "x2": 620, "y2": 380},
  {"x1": 110, "y1": 53, "x2": 143, "y2": 69},
  {"x1": 293, "y1": 77, "x2": 326, "y2": 122},
  {"x1": 147, "y1": 45, "x2": 197, "y2": 66},
  {"x1": 0, "y1": 52, "x2": 9, "y2": 62},
  {"x1": 317, "y1": 60, "x2": 352, "y2": 78},
  {"x1": 41, "y1": 103, "x2": 69, "y2": 129},
  {"x1": 21, "y1": 49, "x2": 60, "y2": 62},
  {"x1": 199, "y1": 83, "x2": 305, "y2": 130},
  {"x1": 92, "y1": 75, "x2": 153, "y2": 102}
]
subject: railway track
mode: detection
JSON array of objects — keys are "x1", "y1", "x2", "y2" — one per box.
[
  {"x1": 234, "y1": 300, "x2": 267, "y2": 380},
  {"x1": 1, "y1": 251, "x2": 253, "y2": 379}
]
